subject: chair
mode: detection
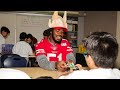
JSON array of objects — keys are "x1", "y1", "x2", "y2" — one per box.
[
  {"x1": 1, "y1": 54, "x2": 20, "y2": 67},
  {"x1": 3, "y1": 55, "x2": 27, "y2": 68}
]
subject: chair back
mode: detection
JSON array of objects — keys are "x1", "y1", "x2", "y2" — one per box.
[
  {"x1": 3, "y1": 55, "x2": 27, "y2": 68},
  {"x1": 1, "y1": 54, "x2": 20, "y2": 67}
]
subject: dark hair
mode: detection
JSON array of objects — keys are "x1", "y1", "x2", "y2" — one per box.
[
  {"x1": 43, "y1": 28, "x2": 52, "y2": 36},
  {"x1": 83, "y1": 32, "x2": 118, "y2": 68},
  {"x1": 1, "y1": 26, "x2": 10, "y2": 34},
  {"x1": 19, "y1": 32, "x2": 27, "y2": 41},
  {"x1": 36, "y1": 76, "x2": 53, "y2": 79},
  {"x1": 27, "y1": 34, "x2": 33, "y2": 40}
]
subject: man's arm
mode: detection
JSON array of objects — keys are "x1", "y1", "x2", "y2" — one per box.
[
  {"x1": 66, "y1": 52, "x2": 76, "y2": 64},
  {"x1": 36, "y1": 54, "x2": 56, "y2": 71}
]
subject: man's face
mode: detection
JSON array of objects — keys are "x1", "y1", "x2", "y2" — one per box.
[
  {"x1": 52, "y1": 28, "x2": 64, "y2": 44},
  {"x1": 1, "y1": 31, "x2": 10, "y2": 39}
]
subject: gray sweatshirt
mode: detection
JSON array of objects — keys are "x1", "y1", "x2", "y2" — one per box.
[{"x1": 36, "y1": 52, "x2": 76, "y2": 71}]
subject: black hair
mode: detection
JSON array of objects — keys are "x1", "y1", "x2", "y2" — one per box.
[
  {"x1": 27, "y1": 33, "x2": 33, "y2": 40},
  {"x1": 1, "y1": 26, "x2": 10, "y2": 34},
  {"x1": 83, "y1": 32, "x2": 118, "y2": 68},
  {"x1": 19, "y1": 32, "x2": 27, "y2": 41},
  {"x1": 43, "y1": 28, "x2": 52, "y2": 36},
  {"x1": 36, "y1": 76, "x2": 53, "y2": 79}
]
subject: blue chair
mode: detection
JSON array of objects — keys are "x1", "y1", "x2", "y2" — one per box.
[
  {"x1": 3, "y1": 55, "x2": 27, "y2": 68},
  {"x1": 1, "y1": 54, "x2": 20, "y2": 67}
]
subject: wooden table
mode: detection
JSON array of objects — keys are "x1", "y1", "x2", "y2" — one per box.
[
  {"x1": 13, "y1": 67, "x2": 59, "y2": 79},
  {"x1": 13, "y1": 67, "x2": 89, "y2": 79}
]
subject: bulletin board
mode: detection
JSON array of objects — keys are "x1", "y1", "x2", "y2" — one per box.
[{"x1": 15, "y1": 14, "x2": 52, "y2": 43}]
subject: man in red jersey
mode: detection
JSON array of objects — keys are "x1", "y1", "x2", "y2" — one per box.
[{"x1": 35, "y1": 11, "x2": 76, "y2": 72}]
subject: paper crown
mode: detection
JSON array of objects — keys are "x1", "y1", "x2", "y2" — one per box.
[{"x1": 48, "y1": 11, "x2": 68, "y2": 32}]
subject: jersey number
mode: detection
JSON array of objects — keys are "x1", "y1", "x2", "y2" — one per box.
[{"x1": 47, "y1": 53, "x2": 62, "y2": 61}]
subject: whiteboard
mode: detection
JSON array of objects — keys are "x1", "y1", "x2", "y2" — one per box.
[{"x1": 16, "y1": 14, "x2": 51, "y2": 43}]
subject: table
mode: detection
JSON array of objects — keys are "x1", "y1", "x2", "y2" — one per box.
[
  {"x1": 28, "y1": 55, "x2": 35, "y2": 58},
  {"x1": 13, "y1": 67, "x2": 59, "y2": 79},
  {"x1": 13, "y1": 67, "x2": 89, "y2": 79}
]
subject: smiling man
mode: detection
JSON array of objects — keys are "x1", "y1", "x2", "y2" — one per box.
[{"x1": 35, "y1": 11, "x2": 76, "y2": 72}]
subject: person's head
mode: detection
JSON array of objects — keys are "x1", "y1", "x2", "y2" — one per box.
[
  {"x1": 51, "y1": 27, "x2": 65, "y2": 44},
  {"x1": 48, "y1": 11, "x2": 68, "y2": 44},
  {"x1": 26, "y1": 34, "x2": 33, "y2": 43},
  {"x1": 19, "y1": 32, "x2": 27, "y2": 41},
  {"x1": 83, "y1": 32, "x2": 118, "y2": 69},
  {"x1": 1, "y1": 26, "x2": 10, "y2": 39}
]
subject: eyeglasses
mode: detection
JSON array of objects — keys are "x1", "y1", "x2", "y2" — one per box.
[{"x1": 83, "y1": 52, "x2": 89, "y2": 58}]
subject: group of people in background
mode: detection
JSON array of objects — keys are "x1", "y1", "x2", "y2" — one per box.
[
  {"x1": 0, "y1": 11, "x2": 120, "y2": 79},
  {"x1": 12, "y1": 32, "x2": 37, "y2": 63}
]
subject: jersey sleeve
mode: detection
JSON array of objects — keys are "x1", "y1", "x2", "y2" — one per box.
[
  {"x1": 65, "y1": 39, "x2": 73, "y2": 54},
  {"x1": 35, "y1": 39, "x2": 46, "y2": 57}
]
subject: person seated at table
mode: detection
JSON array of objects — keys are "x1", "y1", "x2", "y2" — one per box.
[
  {"x1": 26, "y1": 33, "x2": 36, "y2": 53},
  {"x1": 12, "y1": 32, "x2": 34, "y2": 63},
  {"x1": 58, "y1": 31, "x2": 120, "y2": 79},
  {"x1": 0, "y1": 68, "x2": 31, "y2": 79},
  {"x1": 35, "y1": 11, "x2": 76, "y2": 72}
]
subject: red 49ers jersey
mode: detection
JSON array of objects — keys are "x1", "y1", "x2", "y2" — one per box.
[{"x1": 35, "y1": 38, "x2": 73, "y2": 62}]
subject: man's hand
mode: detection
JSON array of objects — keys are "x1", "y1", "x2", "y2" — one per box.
[{"x1": 55, "y1": 61, "x2": 68, "y2": 72}]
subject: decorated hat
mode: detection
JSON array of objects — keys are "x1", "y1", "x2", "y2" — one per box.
[{"x1": 48, "y1": 11, "x2": 68, "y2": 32}]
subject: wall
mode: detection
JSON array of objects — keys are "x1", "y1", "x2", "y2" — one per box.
[
  {"x1": 0, "y1": 13, "x2": 16, "y2": 44},
  {"x1": 16, "y1": 14, "x2": 51, "y2": 42},
  {"x1": 77, "y1": 17, "x2": 84, "y2": 45},
  {"x1": 84, "y1": 11, "x2": 117, "y2": 37},
  {"x1": 0, "y1": 13, "x2": 52, "y2": 44}
]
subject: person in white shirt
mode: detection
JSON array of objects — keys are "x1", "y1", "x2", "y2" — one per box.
[
  {"x1": 0, "y1": 68, "x2": 31, "y2": 79},
  {"x1": 12, "y1": 32, "x2": 34, "y2": 63},
  {"x1": 58, "y1": 32, "x2": 120, "y2": 79},
  {"x1": 0, "y1": 26, "x2": 10, "y2": 54}
]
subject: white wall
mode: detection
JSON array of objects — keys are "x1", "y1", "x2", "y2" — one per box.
[
  {"x1": 0, "y1": 13, "x2": 52, "y2": 44},
  {"x1": 16, "y1": 14, "x2": 51, "y2": 42},
  {"x1": 0, "y1": 13, "x2": 16, "y2": 44}
]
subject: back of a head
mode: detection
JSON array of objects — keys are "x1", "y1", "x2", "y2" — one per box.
[
  {"x1": 27, "y1": 33, "x2": 33, "y2": 40},
  {"x1": 19, "y1": 32, "x2": 27, "y2": 41},
  {"x1": 83, "y1": 32, "x2": 118, "y2": 68},
  {"x1": 1, "y1": 26, "x2": 10, "y2": 34}
]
